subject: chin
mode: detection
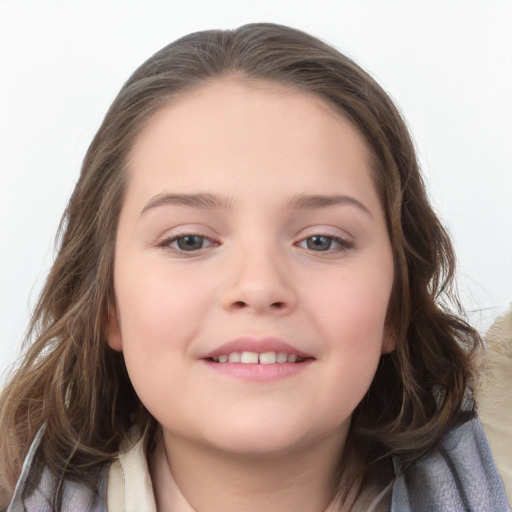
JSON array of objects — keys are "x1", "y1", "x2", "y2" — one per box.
[
  {"x1": 210, "y1": 432, "x2": 309, "y2": 458},
  {"x1": 200, "y1": 417, "x2": 340, "y2": 459}
]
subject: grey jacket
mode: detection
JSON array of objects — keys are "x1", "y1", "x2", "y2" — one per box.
[{"x1": 8, "y1": 417, "x2": 510, "y2": 511}]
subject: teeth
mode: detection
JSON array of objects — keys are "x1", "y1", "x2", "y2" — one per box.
[
  {"x1": 259, "y1": 352, "x2": 277, "y2": 364},
  {"x1": 276, "y1": 352, "x2": 288, "y2": 363},
  {"x1": 228, "y1": 352, "x2": 241, "y2": 363},
  {"x1": 240, "y1": 351, "x2": 259, "y2": 363},
  {"x1": 213, "y1": 351, "x2": 305, "y2": 364}
]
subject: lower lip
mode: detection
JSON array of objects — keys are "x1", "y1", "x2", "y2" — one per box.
[{"x1": 202, "y1": 360, "x2": 312, "y2": 382}]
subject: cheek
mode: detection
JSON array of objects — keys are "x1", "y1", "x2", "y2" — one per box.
[
  {"x1": 307, "y1": 261, "x2": 393, "y2": 398},
  {"x1": 314, "y1": 265, "x2": 392, "y2": 340},
  {"x1": 113, "y1": 272, "x2": 200, "y2": 421},
  {"x1": 115, "y1": 261, "x2": 209, "y2": 335},
  {"x1": 113, "y1": 264, "x2": 213, "y2": 383},
  {"x1": 314, "y1": 280, "x2": 388, "y2": 425}
]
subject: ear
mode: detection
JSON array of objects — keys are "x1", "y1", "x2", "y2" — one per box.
[
  {"x1": 106, "y1": 303, "x2": 123, "y2": 352},
  {"x1": 381, "y1": 325, "x2": 396, "y2": 355}
]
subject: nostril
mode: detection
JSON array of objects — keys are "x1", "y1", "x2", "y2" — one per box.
[{"x1": 230, "y1": 300, "x2": 286, "y2": 310}]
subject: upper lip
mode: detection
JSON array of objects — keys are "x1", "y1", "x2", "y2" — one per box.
[{"x1": 200, "y1": 337, "x2": 313, "y2": 360}]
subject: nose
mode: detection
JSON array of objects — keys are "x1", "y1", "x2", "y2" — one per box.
[{"x1": 220, "y1": 245, "x2": 297, "y2": 315}]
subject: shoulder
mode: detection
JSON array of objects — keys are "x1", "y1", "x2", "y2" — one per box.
[
  {"x1": 7, "y1": 427, "x2": 108, "y2": 512},
  {"x1": 391, "y1": 417, "x2": 510, "y2": 511}
]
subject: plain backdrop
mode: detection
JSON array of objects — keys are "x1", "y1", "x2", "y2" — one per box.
[{"x1": 1, "y1": 0, "x2": 511, "y2": 382}]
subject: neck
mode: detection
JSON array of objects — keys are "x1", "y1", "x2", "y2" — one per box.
[{"x1": 153, "y1": 430, "x2": 355, "y2": 512}]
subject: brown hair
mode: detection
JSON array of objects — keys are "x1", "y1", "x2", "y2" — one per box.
[{"x1": 0, "y1": 23, "x2": 481, "y2": 508}]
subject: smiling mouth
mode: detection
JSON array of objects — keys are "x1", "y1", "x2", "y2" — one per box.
[{"x1": 208, "y1": 351, "x2": 307, "y2": 364}]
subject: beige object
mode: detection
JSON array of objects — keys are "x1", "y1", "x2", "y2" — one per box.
[
  {"x1": 476, "y1": 305, "x2": 512, "y2": 507},
  {"x1": 107, "y1": 434, "x2": 157, "y2": 512}
]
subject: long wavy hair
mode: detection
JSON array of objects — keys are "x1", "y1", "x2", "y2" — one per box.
[{"x1": 0, "y1": 23, "x2": 481, "y2": 509}]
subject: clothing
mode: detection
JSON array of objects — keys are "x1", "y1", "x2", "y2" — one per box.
[
  {"x1": 8, "y1": 417, "x2": 510, "y2": 512},
  {"x1": 476, "y1": 304, "x2": 512, "y2": 504},
  {"x1": 107, "y1": 434, "x2": 156, "y2": 512},
  {"x1": 107, "y1": 434, "x2": 391, "y2": 512}
]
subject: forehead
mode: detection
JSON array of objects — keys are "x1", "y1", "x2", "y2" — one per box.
[{"x1": 126, "y1": 77, "x2": 376, "y2": 205}]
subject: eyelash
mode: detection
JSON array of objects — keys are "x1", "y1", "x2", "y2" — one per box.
[
  {"x1": 296, "y1": 234, "x2": 354, "y2": 253},
  {"x1": 157, "y1": 233, "x2": 353, "y2": 255},
  {"x1": 157, "y1": 233, "x2": 217, "y2": 253}
]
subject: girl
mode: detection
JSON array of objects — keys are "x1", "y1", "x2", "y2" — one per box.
[{"x1": 0, "y1": 23, "x2": 508, "y2": 512}]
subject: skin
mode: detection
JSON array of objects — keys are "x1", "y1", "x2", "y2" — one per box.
[{"x1": 107, "y1": 78, "x2": 395, "y2": 512}]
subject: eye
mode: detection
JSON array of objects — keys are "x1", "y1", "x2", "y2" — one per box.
[
  {"x1": 298, "y1": 235, "x2": 352, "y2": 252},
  {"x1": 159, "y1": 234, "x2": 216, "y2": 252}
]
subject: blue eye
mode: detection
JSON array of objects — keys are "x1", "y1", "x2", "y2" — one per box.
[
  {"x1": 299, "y1": 235, "x2": 352, "y2": 252},
  {"x1": 174, "y1": 235, "x2": 207, "y2": 251},
  {"x1": 306, "y1": 235, "x2": 333, "y2": 251},
  {"x1": 159, "y1": 234, "x2": 214, "y2": 252}
]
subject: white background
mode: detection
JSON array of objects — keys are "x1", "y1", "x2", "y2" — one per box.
[{"x1": 1, "y1": 0, "x2": 511, "y2": 382}]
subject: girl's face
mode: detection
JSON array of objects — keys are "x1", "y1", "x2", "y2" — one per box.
[{"x1": 107, "y1": 79, "x2": 395, "y2": 458}]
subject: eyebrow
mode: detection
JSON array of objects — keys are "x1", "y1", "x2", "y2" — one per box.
[
  {"x1": 140, "y1": 192, "x2": 371, "y2": 216},
  {"x1": 286, "y1": 193, "x2": 372, "y2": 216},
  {"x1": 141, "y1": 193, "x2": 233, "y2": 214}
]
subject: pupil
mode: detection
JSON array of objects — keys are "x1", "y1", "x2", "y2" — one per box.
[
  {"x1": 177, "y1": 236, "x2": 203, "y2": 251},
  {"x1": 307, "y1": 236, "x2": 331, "y2": 251}
]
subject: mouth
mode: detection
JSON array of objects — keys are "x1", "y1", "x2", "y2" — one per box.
[
  {"x1": 199, "y1": 337, "x2": 314, "y2": 381},
  {"x1": 207, "y1": 351, "x2": 308, "y2": 364},
  {"x1": 200, "y1": 337, "x2": 313, "y2": 363}
]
